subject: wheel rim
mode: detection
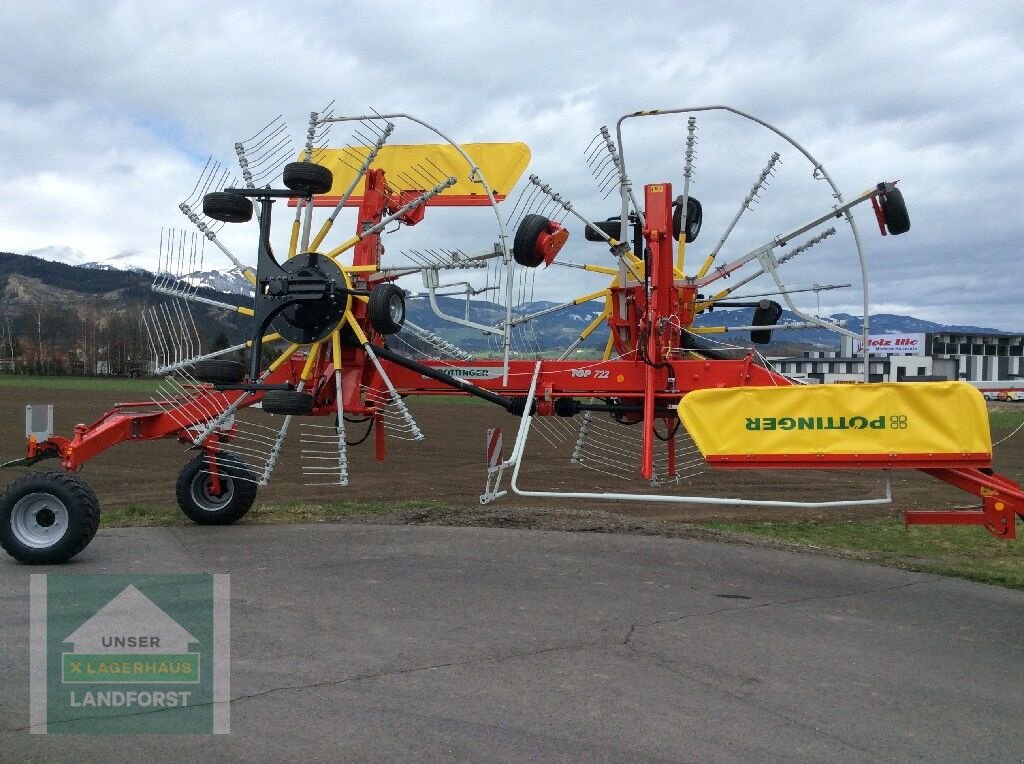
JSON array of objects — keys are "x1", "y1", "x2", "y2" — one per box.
[
  {"x1": 190, "y1": 471, "x2": 235, "y2": 512},
  {"x1": 10, "y1": 493, "x2": 69, "y2": 549},
  {"x1": 388, "y1": 293, "x2": 404, "y2": 323}
]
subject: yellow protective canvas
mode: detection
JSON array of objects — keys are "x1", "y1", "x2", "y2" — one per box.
[
  {"x1": 677, "y1": 382, "x2": 991, "y2": 468},
  {"x1": 311, "y1": 143, "x2": 530, "y2": 205}
]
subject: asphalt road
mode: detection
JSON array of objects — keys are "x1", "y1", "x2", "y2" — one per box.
[{"x1": 2, "y1": 524, "x2": 1023, "y2": 762}]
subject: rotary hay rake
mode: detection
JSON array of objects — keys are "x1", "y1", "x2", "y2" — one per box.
[{"x1": 2, "y1": 105, "x2": 1022, "y2": 564}]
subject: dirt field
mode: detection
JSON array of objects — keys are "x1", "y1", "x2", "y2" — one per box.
[{"x1": 1, "y1": 383, "x2": 1021, "y2": 526}]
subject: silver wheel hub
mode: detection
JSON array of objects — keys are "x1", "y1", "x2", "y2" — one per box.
[
  {"x1": 191, "y1": 471, "x2": 234, "y2": 512},
  {"x1": 389, "y1": 295, "x2": 404, "y2": 322},
  {"x1": 10, "y1": 493, "x2": 69, "y2": 549}
]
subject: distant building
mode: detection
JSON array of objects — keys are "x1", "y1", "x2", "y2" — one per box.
[{"x1": 768, "y1": 331, "x2": 1024, "y2": 388}]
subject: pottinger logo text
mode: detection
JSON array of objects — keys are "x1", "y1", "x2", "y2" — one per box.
[{"x1": 745, "y1": 414, "x2": 909, "y2": 431}]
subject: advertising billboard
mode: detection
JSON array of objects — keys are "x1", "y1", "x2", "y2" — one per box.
[{"x1": 853, "y1": 333, "x2": 925, "y2": 356}]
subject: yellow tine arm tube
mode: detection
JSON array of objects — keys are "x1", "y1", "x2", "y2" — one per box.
[
  {"x1": 345, "y1": 313, "x2": 371, "y2": 345},
  {"x1": 300, "y1": 341, "x2": 323, "y2": 382},
  {"x1": 268, "y1": 343, "x2": 301, "y2": 373},
  {"x1": 325, "y1": 235, "x2": 362, "y2": 260},
  {"x1": 245, "y1": 331, "x2": 282, "y2": 348},
  {"x1": 287, "y1": 218, "x2": 301, "y2": 260},
  {"x1": 309, "y1": 217, "x2": 334, "y2": 252}
]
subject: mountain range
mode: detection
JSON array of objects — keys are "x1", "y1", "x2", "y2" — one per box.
[{"x1": 0, "y1": 251, "x2": 1016, "y2": 367}]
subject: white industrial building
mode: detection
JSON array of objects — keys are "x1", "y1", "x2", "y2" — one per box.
[{"x1": 769, "y1": 331, "x2": 1024, "y2": 389}]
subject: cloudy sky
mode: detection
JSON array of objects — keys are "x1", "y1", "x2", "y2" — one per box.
[{"x1": 1, "y1": 1, "x2": 1021, "y2": 331}]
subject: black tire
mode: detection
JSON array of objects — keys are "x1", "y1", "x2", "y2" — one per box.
[
  {"x1": 513, "y1": 214, "x2": 549, "y2": 268},
  {"x1": 261, "y1": 389, "x2": 315, "y2": 416},
  {"x1": 203, "y1": 191, "x2": 253, "y2": 223},
  {"x1": 367, "y1": 284, "x2": 406, "y2": 335},
  {"x1": 190, "y1": 359, "x2": 246, "y2": 385},
  {"x1": 0, "y1": 471, "x2": 100, "y2": 564},
  {"x1": 750, "y1": 299, "x2": 783, "y2": 344},
  {"x1": 282, "y1": 162, "x2": 334, "y2": 195},
  {"x1": 881, "y1": 187, "x2": 910, "y2": 235},
  {"x1": 175, "y1": 451, "x2": 257, "y2": 525},
  {"x1": 672, "y1": 196, "x2": 703, "y2": 243}
]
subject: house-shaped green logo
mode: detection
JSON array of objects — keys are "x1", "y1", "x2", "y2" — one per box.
[{"x1": 62, "y1": 585, "x2": 200, "y2": 683}]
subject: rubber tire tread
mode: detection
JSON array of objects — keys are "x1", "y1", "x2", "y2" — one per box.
[
  {"x1": 882, "y1": 188, "x2": 910, "y2": 235},
  {"x1": 0, "y1": 471, "x2": 100, "y2": 565},
  {"x1": 191, "y1": 359, "x2": 247, "y2": 385},
  {"x1": 513, "y1": 214, "x2": 549, "y2": 268},
  {"x1": 367, "y1": 284, "x2": 406, "y2": 335},
  {"x1": 750, "y1": 300, "x2": 783, "y2": 345},
  {"x1": 175, "y1": 452, "x2": 257, "y2": 525},
  {"x1": 672, "y1": 197, "x2": 703, "y2": 243},
  {"x1": 261, "y1": 390, "x2": 316, "y2": 416},
  {"x1": 203, "y1": 191, "x2": 253, "y2": 223},
  {"x1": 282, "y1": 162, "x2": 334, "y2": 195}
]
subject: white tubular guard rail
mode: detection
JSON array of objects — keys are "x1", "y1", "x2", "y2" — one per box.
[{"x1": 482, "y1": 362, "x2": 893, "y2": 510}]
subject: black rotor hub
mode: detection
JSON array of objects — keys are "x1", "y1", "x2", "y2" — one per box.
[{"x1": 264, "y1": 252, "x2": 349, "y2": 344}]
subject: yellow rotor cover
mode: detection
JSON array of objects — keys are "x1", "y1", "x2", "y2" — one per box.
[{"x1": 677, "y1": 382, "x2": 992, "y2": 469}]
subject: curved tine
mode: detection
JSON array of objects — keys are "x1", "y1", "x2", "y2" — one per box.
[
  {"x1": 317, "y1": 98, "x2": 337, "y2": 115},
  {"x1": 351, "y1": 127, "x2": 378, "y2": 147},
  {"x1": 150, "y1": 307, "x2": 171, "y2": 369},
  {"x1": 410, "y1": 250, "x2": 434, "y2": 267},
  {"x1": 359, "y1": 117, "x2": 386, "y2": 138},
  {"x1": 413, "y1": 163, "x2": 444, "y2": 187},
  {"x1": 584, "y1": 131, "x2": 605, "y2": 162},
  {"x1": 251, "y1": 150, "x2": 293, "y2": 184},
  {"x1": 182, "y1": 157, "x2": 214, "y2": 206},
  {"x1": 243, "y1": 121, "x2": 289, "y2": 158},
  {"x1": 238, "y1": 115, "x2": 286, "y2": 147},
  {"x1": 248, "y1": 134, "x2": 293, "y2": 170},
  {"x1": 339, "y1": 142, "x2": 367, "y2": 163},
  {"x1": 597, "y1": 164, "x2": 619, "y2": 189},
  {"x1": 170, "y1": 300, "x2": 193, "y2": 361},
  {"x1": 501, "y1": 184, "x2": 531, "y2": 227},
  {"x1": 165, "y1": 302, "x2": 188, "y2": 368},
  {"x1": 154, "y1": 228, "x2": 167, "y2": 289},
  {"x1": 196, "y1": 163, "x2": 223, "y2": 197},
  {"x1": 507, "y1": 184, "x2": 541, "y2": 228}
]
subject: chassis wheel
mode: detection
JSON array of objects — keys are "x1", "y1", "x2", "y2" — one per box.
[
  {"x1": 672, "y1": 196, "x2": 703, "y2": 243},
  {"x1": 175, "y1": 451, "x2": 257, "y2": 525},
  {"x1": 190, "y1": 359, "x2": 246, "y2": 385},
  {"x1": 881, "y1": 186, "x2": 910, "y2": 235},
  {"x1": 0, "y1": 471, "x2": 100, "y2": 564},
  {"x1": 261, "y1": 389, "x2": 316, "y2": 415},
  {"x1": 750, "y1": 299, "x2": 783, "y2": 344},
  {"x1": 513, "y1": 214, "x2": 567, "y2": 268},
  {"x1": 367, "y1": 283, "x2": 406, "y2": 335},
  {"x1": 203, "y1": 191, "x2": 253, "y2": 223},
  {"x1": 282, "y1": 162, "x2": 334, "y2": 196}
]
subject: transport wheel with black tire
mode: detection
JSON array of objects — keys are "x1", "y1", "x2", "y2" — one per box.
[
  {"x1": 175, "y1": 451, "x2": 257, "y2": 525},
  {"x1": 203, "y1": 191, "x2": 253, "y2": 223},
  {"x1": 261, "y1": 390, "x2": 316, "y2": 416},
  {"x1": 881, "y1": 187, "x2": 910, "y2": 235},
  {"x1": 0, "y1": 471, "x2": 100, "y2": 564},
  {"x1": 513, "y1": 214, "x2": 549, "y2": 268},
  {"x1": 282, "y1": 162, "x2": 334, "y2": 196},
  {"x1": 191, "y1": 359, "x2": 247, "y2": 385},
  {"x1": 750, "y1": 299, "x2": 783, "y2": 344},
  {"x1": 367, "y1": 284, "x2": 406, "y2": 335}
]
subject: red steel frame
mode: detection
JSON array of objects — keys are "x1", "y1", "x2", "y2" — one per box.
[{"x1": 16, "y1": 174, "x2": 1024, "y2": 538}]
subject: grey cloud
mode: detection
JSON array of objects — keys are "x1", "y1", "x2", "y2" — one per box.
[{"x1": 0, "y1": 0, "x2": 1020, "y2": 330}]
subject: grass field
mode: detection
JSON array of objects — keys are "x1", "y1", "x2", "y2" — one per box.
[
  {"x1": 0, "y1": 374, "x2": 160, "y2": 393},
  {"x1": 698, "y1": 518, "x2": 1024, "y2": 589}
]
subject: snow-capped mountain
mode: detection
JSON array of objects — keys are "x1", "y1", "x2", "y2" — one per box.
[{"x1": 174, "y1": 269, "x2": 254, "y2": 297}]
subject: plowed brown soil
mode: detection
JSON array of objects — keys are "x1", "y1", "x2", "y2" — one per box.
[{"x1": 1, "y1": 384, "x2": 1021, "y2": 527}]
